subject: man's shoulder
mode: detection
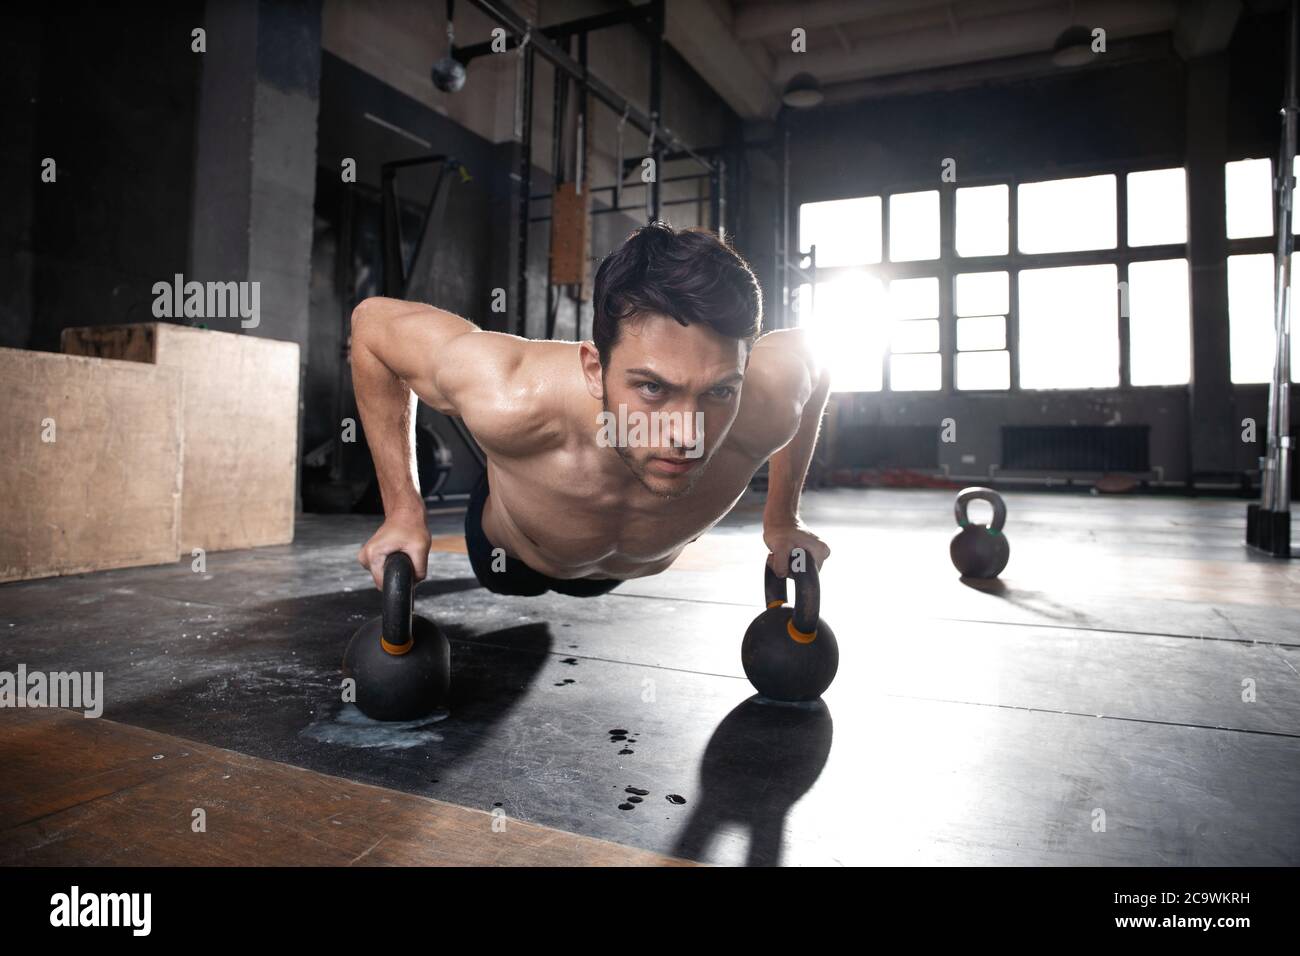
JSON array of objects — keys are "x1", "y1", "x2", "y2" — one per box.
[
  {"x1": 448, "y1": 336, "x2": 583, "y2": 457},
  {"x1": 749, "y1": 328, "x2": 817, "y2": 391},
  {"x1": 440, "y1": 332, "x2": 575, "y2": 398},
  {"x1": 728, "y1": 339, "x2": 813, "y2": 460},
  {"x1": 743, "y1": 331, "x2": 817, "y2": 416},
  {"x1": 442, "y1": 327, "x2": 533, "y2": 376}
]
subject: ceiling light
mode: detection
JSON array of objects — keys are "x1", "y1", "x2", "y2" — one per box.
[
  {"x1": 782, "y1": 72, "x2": 824, "y2": 109},
  {"x1": 1052, "y1": 25, "x2": 1095, "y2": 68}
]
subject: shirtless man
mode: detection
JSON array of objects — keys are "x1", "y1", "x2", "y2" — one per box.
[{"x1": 352, "y1": 221, "x2": 831, "y2": 596}]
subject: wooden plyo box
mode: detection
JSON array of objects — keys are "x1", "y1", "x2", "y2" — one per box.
[
  {"x1": 0, "y1": 348, "x2": 183, "y2": 582},
  {"x1": 61, "y1": 323, "x2": 299, "y2": 553}
]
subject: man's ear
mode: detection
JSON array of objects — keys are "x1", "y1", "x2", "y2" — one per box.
[{"x1": 578, "y1": 341, "x2": 606, "y2": 400}]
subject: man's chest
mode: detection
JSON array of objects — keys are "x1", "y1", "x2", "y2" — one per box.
[{"x1": 491, "y1": 446, "x2": 761, "y2": 568}]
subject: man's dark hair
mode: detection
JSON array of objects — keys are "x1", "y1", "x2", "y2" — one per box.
[{"x1": 591, "y1": 221, "x2": 762, "y2": 367}]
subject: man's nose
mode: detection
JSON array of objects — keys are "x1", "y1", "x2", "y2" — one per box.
[{"x1": 668, "y1": 405, "x2": 702, "y2": 451}]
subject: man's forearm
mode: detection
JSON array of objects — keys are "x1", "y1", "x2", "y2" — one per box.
[
  {"x1": 763, "y1": 370, "x2": 831, "y2": 527},
  {"x1": 351, "y1": 307, "x2": 424, "y2": 519}
]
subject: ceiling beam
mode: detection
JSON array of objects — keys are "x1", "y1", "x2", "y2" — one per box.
[
  {"x1": 735, "y1": 0, "x2": 957, "y2": 42},
  {"x1": 769, "y1": 0, "x2": 1180, "y2": 87},
  {"x1": 1173, "y1": 0, "x2": 1243, "y2": 58},
  {"x1": 664, "y1": 0, "x2": 780, "y2": 118},
  {"x1": 817, "y1": 34, "x2": 1175, "y2": 107}
]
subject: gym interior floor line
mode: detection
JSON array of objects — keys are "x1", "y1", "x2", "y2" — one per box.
[{"x1": 607, "y1": 588, "x2": 1300, "y2": 646}]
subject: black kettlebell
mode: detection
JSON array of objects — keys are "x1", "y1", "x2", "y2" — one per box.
[
  {"x1": 741, "y1": 553, "x2": 839, "y2": 703},
  {"x1": 342, "y1": 552, "x2": 450, "y2": 721},
  {"x1": 950, "y1": 487, "x2": 1010, "y2": 579}
]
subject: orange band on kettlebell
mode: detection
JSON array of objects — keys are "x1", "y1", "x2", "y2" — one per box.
[
  {"x1": 787, "y1": 619, "x2": 817, "y2": 644},
  {"x1": 767, "y1": 600, "x2": 786, "y2": 609},
  {"x1": 381, "y1": 637, "x2": 414, "y2": 656}
]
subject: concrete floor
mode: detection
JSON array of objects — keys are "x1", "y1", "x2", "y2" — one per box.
[{"x1": 2, "y1": 488, "x2": 1298, "y2": 865}]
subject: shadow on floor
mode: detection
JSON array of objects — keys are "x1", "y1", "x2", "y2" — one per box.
[
  {"x1": 673, "y1": 697, "x2": 834, "y2": 866},
  {"x1": 960, "y1": 578, "x2": 1098, "y2": 627},
  {"x1": 101, "y1": 582, "x2": 557, "y2": 792}
]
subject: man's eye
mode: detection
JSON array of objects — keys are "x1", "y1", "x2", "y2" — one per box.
[
  {"x1": 638, "y1": 381, "x2": 662, "y2": 396},
  {"x1": 710, "y1": 386, "x2": 736, "y2": 400}
]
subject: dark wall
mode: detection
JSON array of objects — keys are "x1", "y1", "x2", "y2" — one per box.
[
  {"x1": 315, "y1": 51, "x2": 510, "y2": 327},
  {"x1": 791, "y1": 56, "x2": 1184, "y2": 198},
  {"x1": 0, "y1": 14, "x2": 40, "y2": 349},
  {"x1": 1228, "y1": 11, "x2": 1289, "y2": 159},
  {"x1": 12, "y1": 6, "x2": 203, "y2": 352}
]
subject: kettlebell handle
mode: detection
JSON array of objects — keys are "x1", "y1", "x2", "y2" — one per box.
[
  {"x1": 381, "y1": 551, "x2": 415, "y2": 654},
  {"x1": 763, "y1": 551, "x2": 821, "y2": 637},
  {"x1": 954, "y1": 487, "x2": 1006, "y2": 532}
]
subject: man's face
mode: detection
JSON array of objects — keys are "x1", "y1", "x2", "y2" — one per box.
[{"x1": 587, "y1": 313, "x2": 747, "y2": 499}]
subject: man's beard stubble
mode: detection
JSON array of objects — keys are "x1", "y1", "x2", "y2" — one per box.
[
  {"x1": 612, "y1": 441, "x2": 707, "y2": 499},
  {"x1": 603, "y1": 395, "x2": 709, "y2": 500}
]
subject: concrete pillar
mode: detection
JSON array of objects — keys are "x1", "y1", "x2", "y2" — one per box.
[
  {"x1": 1185, "y1": 52, "x2": 1237, "y2": 480},
  {"x1": 188, "y1": 0, "x2": 321, "y2": 351}
]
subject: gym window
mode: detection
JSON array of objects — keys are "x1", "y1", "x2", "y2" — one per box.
[
  {"x1": 796, "y1": 272, "x2": 887, "y2": 392},
  {"x1": 888, "y1": 276, "x2": 941, "y2": 391},
  {"x1": 1017, "y1": 174, "x2": 1117, "y2": 254},
  {"x1": 1019, "y1": 264, "x2": 1120, "y2": 389},
  {"x1": 955, "y1": 272, "x2": 1010, "y2": 390},
  {"x1": 889, "y1": 191, "x2": 940, "y2": 262},
  {"x1": 1128, "y1": 258, "x2": 1191, "y2": 386},
  {"x1": 798, "y1": 196, "x2": 882, "y2": 266},
  {"x1": 1127, "y1": 168, "x2": 1187, "y2": 246},
  {"x1": 795, "y1": 195, "x2": 885, "y2": 391},
  {"x1": 796, "y1": 164, "x2": 1192, "y2": 392},
  {"x1": 1226, "y1": 158, "x2": 1272, "y2": 239},
  {"x1": 955, "y1": 185, "x2": 1008, "y2": 257},
  {"x1": 1223, "y1": 158, "x2": 1300, "y2": 384},
  {"x1": 1227, "y1": 253, "x2": 1300, "y2": 384}
]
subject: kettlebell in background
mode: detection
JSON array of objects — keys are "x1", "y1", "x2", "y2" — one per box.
[
  {"x1": 343, "y1": 551, "x2": 450, "y2": 721},
  {"x1": 950, "y1": 487, "x2": 1011, "y2": 579},
  {"x1": 741, "y1": 552, "x2": 839, "y2": 703}
]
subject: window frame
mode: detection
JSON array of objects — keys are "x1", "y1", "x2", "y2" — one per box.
[
  {"x1": 1223, "y1": 154, "x2": 1300, "y2": 385},
  {"x1": 795, "y1": 155, "x2": 1191, "y2": 393}
]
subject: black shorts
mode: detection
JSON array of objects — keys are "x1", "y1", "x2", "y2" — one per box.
[{"x1": 464, "y1": 470, "x2": 621, "y2": 598}]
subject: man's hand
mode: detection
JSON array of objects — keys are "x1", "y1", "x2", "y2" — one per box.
[
  {"x1": 358, "y1": 510, "x2": 432, "y2": 589},
  {"x1": 763, "y1": 522, "x2": 830, "y2": 576}
]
